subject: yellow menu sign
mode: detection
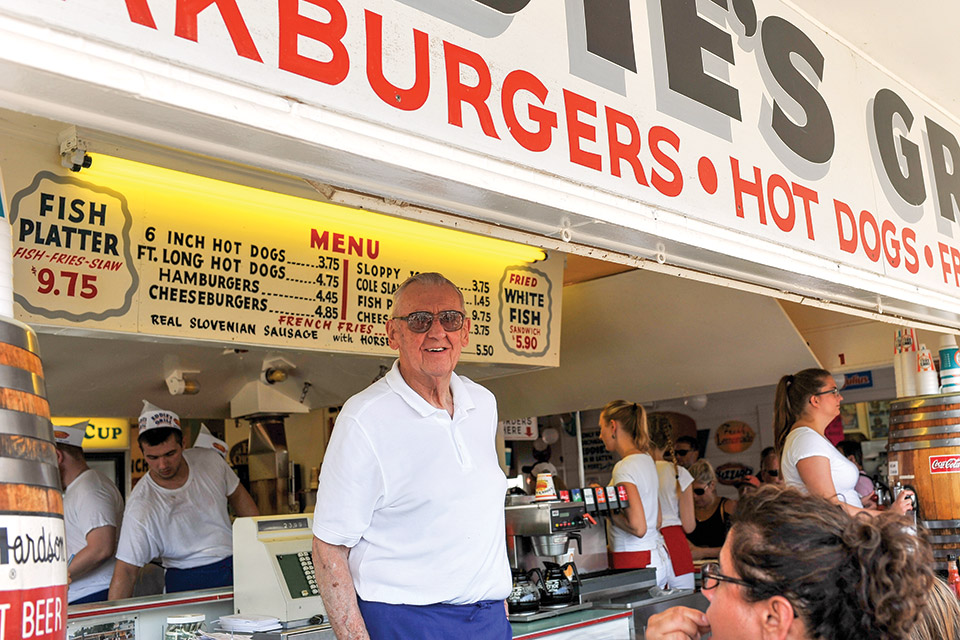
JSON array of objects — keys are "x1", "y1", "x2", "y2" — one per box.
[
  {"x1": 10, "y1": 155, "x2": 562, "y2": 365},
  {"x1": 52, "y1": 417, "x2": 130, "y2": 450}
]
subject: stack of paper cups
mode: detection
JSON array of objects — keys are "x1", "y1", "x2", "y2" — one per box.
[
  {"x1": 894, "y1": 329, "x2": 904, "y2": 397},
  {"x1": 940, "y1": 334, "x2": 960, "y2": 393},
  {"x1": 895, "y1": 328, "x2": 919, "y2": 397},
  {"x1": 534, "y1": 473, "x2": 558, "y2": 501},
  {"x1": 916, "y1": 344, "x2": 940, "y2": 395}
]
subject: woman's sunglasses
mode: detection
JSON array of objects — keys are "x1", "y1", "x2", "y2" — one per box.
[{"x1": 693, "y1": 487, "x2": 708, "y2": 495}]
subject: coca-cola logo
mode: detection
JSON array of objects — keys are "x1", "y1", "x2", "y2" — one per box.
[{"x1": 929, "y1": 455, "x2": 960, "y2": 474}]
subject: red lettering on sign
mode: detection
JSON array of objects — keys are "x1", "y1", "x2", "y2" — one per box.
[
  {"x1": 649, "y1": 126, "x2": 682, "y2": 197},
  {"x1": 0, "y1": 584, "x2": 67, "y2": 640},
  {"x1": 175, "y1": 0, "x2": 262, "y2": 62},
  {"x1": 365, "y1": 11, "x2": 429, "y2": 111},
  {"x1": 502, "y1": 70, "x2": 556, "y2": 153},
  {"x1": 605, "y1": 106, "x2": 648, "y2": 186},
  {"x1": 279, "y1": 0, "x2": 349, "y2": 85},
  {"x1": 930, "y1": 455, "x2": 960, "y2": 473},
  {"x1": 123, "y1": 0, "x2": 157, "y2": 28},
  {"x1": 444, "y1": 42, "x2": 499, "y2": 139},
  {"x1": 563, "y1": 89, "x2": 602, "y2": 172}
]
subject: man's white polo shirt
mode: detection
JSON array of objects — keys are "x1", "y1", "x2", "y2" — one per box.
[{"x1": 313, "y1": 360, "x2": 511, "y2": 605}]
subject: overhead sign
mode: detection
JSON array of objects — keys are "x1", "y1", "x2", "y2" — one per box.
[
  {"x1": 7, "y1": 152, "x2": 562, "y2": 366},
  {"x1": 841, "y1": 371, "x2": 874, "y2": 390},
  {"x1": 715, "y1": 420, "x2": 756, "y2": 454},
  {"x1": 500, "y1": 417, "x2": 538, "y2": 441},
  {"x1": 52, "y1": 417, "x2": 130, "y2": 450},
  {"x1": 3, "y1": 0, "x2": 960, "y2": 314}
]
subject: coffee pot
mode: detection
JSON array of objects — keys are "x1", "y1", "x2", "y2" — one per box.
[
  {"x1": 539, "y1": 561, "x2": 581, "y2": 607},
  {"x1": 507, "y1": 568, "x2": 544, "y2": 614}
]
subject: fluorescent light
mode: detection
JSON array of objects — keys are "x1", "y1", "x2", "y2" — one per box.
[{"x1": 86, "y1": 154, "x2": 547, "y2": 265}]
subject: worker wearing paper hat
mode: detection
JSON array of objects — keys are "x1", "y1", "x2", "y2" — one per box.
[
  {"x1": 193, "y1": 423, "x2": 228, "y2": 459},
  {"x1": 54, "y1": 419, "x2": 124, "y2": 605},
  {"x1": 137, "y1": 400, "x2": 181, "y2": 435},
  {"x1": 109, "y1": 401, "x2": 259, "y2": 600},
  {"x1": 54, "y1": 420, "x2": 88, "y2": 449}
]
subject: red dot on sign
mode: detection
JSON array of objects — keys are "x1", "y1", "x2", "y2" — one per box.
[
  {"x1": 925, "y1": 245, "x2": 934, "y2": 268},
  {"x1": 698, "y1": 157, "x2": 718, "y2": 194}
]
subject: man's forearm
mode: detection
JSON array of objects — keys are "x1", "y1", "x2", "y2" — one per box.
[
  {"x1": 312, "y1": 537, "x2": 369, "y2": 640},
  {"x1": 107, "y1": 559, "x2": 140, "y2": 601}
]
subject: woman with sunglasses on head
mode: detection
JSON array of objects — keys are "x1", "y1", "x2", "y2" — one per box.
[
  {"x1": 645, "y1": 484, "x2": 933, "y2": 640},
  {"x1": 648, "y1": 419, "x2": 696, "y2": 589},
  {"x1": 774, "y1": 368, "x2": 913, "y2": 516},
  {"x1": 685, "y1": 460, "x2": 736, "y2": 560},
  {"x1": 598, "y1": 401, "x2": 673, "y2": 588}
]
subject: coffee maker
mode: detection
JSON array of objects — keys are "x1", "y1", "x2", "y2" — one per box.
[{"x1": 504, "y1": 499, "x2": 588, "y2": 615}]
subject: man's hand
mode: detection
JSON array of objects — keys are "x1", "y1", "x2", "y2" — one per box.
[
  {"x1": 645, "y1": 606, "x2": 710, "y2": 640},
  {"x1": 313, "y1": 537, "x2": 369, "y2": 640}
]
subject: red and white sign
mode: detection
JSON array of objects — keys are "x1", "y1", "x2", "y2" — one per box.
[
  {"x1": 0, "y1": 515, "x2": 68, "y2": 640},
  {"x1": 500, "y1": 417, "x2": 538, "y2": 441},
  {"x1": 2, "y1": 0, "x2": 960, "y2": 320},
  {"x1": 0, "y1": 584, "x2": 67, "y2": 640},
  {"x1": 930, "y1": 454, "x2": 960, "y2": 474}
]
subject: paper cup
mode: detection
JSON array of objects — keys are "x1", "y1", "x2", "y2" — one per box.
[{"x1": 534, "y1": 473, "x2": 557, "y2": 501}]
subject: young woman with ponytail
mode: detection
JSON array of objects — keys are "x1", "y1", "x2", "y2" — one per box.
[
  {"x1": 598, "y1": 400, "x2": 671, "y2": 587},
  {"x1": 773, "y1": 368, "x2": 913, "y2": 517},
  {"x1": 645, "y1": 485, "x2": 934, "y2": 640},
  {"x1": 648, "y1": 419, "x2": 696, "y2": 589}
]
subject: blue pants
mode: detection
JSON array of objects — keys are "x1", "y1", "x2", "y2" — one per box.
[
  {"x1": 70, "y1": 588, "x2": 109, "y2": 605},
  {"x1": 165, "y1": 556, "x2": 233, "y2": 593},
  {"x1": 357, "y1": 598, "x2": 511, "y2": 640}
]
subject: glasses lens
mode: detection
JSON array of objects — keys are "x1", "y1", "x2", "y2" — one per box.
[
  {"x1": 693, "y1": 488, "x2": 706, "y2": 495},
  {"x1": 702, "y1": 563, "x2": 718, "y2": 590},
  {"x1": 437, "y1": 310, "x2": 464, "y2": 331},
  {"x1": 405, "y1": 312, "x2": 433, "y2": 333},
  {"x1": 766, "y1": 469, "x2": 779, "y2": 477},
  {"x1": 675, "y1": 449, "x2": 691, "y2": 456}
]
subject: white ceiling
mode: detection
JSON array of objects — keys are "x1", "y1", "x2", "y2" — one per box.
[
  {"x1": 486, "y1": 269, "x2": 820, "y2": 419},
  {"x1": 798, "y1": 1, "x2": 960, "y2": 122}
]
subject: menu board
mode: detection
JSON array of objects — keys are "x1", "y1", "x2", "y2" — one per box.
[{"x1": 8, "y1": 157, "x2": 562, "y2": 366}]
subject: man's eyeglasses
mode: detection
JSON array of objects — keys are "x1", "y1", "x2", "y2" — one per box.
[
  {"x1": 813, "y1": 387, "x2": 840, "y2": 397},
  {"x1": 701, "y1": 562, "x2": 753, "y2": 591},
  {"x1": 392, "y1": 310, "x2": 465, "y2": 333},
  {"x1": 674, "y1": 449, "x2": 692, "y2": 457},
  {"x1": 761, "y1": 469, "x2": 779, "y2": 477}
]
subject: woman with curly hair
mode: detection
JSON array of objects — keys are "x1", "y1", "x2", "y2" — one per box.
[{"x1": 645, "y1": 484, "x2": 934, "y2": 640}]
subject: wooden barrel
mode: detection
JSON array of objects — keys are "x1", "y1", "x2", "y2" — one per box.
[
  {"x1": 0, "y1": 318, "x2": 66, "y2": 639},
  {"x1": 889, "y1": 393, "x2": 960, "y2": 570}
]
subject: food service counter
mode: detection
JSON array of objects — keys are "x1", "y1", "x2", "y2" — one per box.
[
  {"x1": 67, "y1": 589, "x2": 632, "y2": 640},
  {"x1": 67, "y1": 587, "x2": 235, "y2": 640},
  {"x1": 511, "y1": 608, "x2": 634, "y2": 639}
]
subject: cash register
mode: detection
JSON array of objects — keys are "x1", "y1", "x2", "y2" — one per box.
[{"x1": 233, "y1": 514, "x2": 327, "y2": 630}]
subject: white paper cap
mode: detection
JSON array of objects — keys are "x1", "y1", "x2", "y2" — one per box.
[
  {"x1": 53, "y1": 420, "x2": 88, "y2": 448},
  {"x1": 193, "y1": 423, "x2": 228, "y2": 458},
  {"x1": 138, "y1": 399, "x2": 181, "y2": 435}
]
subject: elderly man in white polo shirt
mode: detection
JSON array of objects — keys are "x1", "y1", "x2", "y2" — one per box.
[{"x1": 312, "y1": 272, "x2": 511, "y2": 640}]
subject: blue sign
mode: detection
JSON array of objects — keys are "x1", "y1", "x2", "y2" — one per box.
[{"x1": 841, "y1": 371, "x2": 873, "y2": 390}]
